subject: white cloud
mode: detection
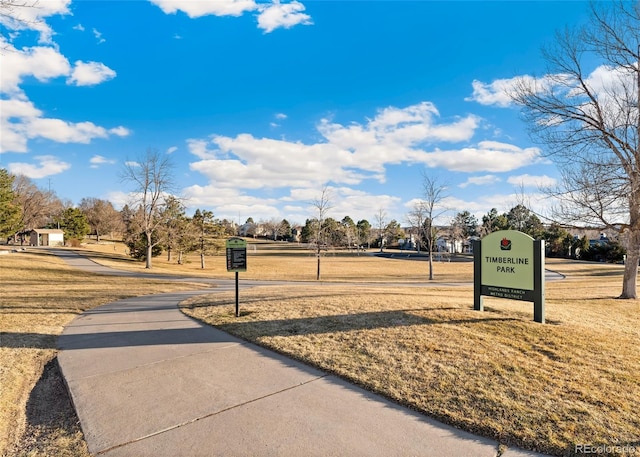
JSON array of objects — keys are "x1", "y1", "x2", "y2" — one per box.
[
  {"x1": 0, "y1": 38, "x2": 127, "y2": 153},
  {"x1": 187, "y1": 138, "x2": 218, "y2": 159},
  {"x1": 68, "y1": 61, "x2": 117, "y2": 86},
  {"x1": 466, "y1": 78, "x2": 518, "y2": 107},
  {"x1": 1, "y1": 98, "x2": 41, "y2": 119},
  {"x1": 459, "y1": 175, "x2": 500, "y2": 188},
  {"x1": 257, "y1": 1, "x2": 312, "y2": 33},
  {"x1": 104, "y1": 191, "x2": 129, "y2": 210},
  {"x1": 467, "y1": 73, "x2": 568, "y2": 108},
  {"x1": 109, "y1": 126, "x2": 131, "y2": 137},
  {"x1": 467, "y1": 70, "x2": 612, "y2": 110},
  {"x1": 405, "y1": 192, "x2": 553, "y2": 225},
  {"x1": 507, "y1": 174, "x2": 557, "y2": 188},
  {"x1": 318, "y1": 103, "x2": 479, "y2": 159},
  {"x1": 150, "y1": 0, "x2": 312, "y2": 33},
  {"x1": 270, "y1": 113, "x2": 287, "y2": 127},
  {"x1": 0, "y1": 37, "x2": 71, "y2": 96},
  {"x1": 186, "y1": 102, "x2": 539, "y2": 194},
  {"x1": 73, "y1": 24, "x2": 85, "y2": 32},
  {"x1": 0, "y1": 0, "x2": 71, "y2": 43},
  {"x1": 182, "y1": 184, "x2": 401, "y2": 222},
  {"x1": 473, "y1": 192, "x2": 552, "y2": 219},
  {"x1": 423, "y1": 142, "x2": 541, "y2": 172},
  {"x1": 0, "y1": 98, "x2": 130, "y2": 153},
  {"x1": 182, "y1": 185, "x2": 280, "y2": 219},
  {"x1": 330, "y1": 189, "x2": 401, "y2": 222},
  {"x1": 149, "y1": 0, "x2": 258, "y2": 18},
  {"x1": 167, "y1": 146, "x2": 178, "y2": 154},
  {"x1": 8, "y1": 155, "x2": 71, "y2": 179},
  {"x1": 90, "y1": 155, "x2": 116, "y2": 168},
  {"x1": 92, "y1": 28, "x2": 106, "y2": 44},
  {"x1": 26, "y1": 118, "x2": 110, "y2": 143},
  {"x1": 0, "y1": 38, "x2": 117, "y2": 95}
]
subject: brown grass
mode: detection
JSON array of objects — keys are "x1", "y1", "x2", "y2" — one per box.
[
  {"x1": 4, "y1": 241, "x2": 639, "y2": 457},
  {"x1": 0, "y1": 249, "x2": 210, "y2": 457},
  {"x1": 181, "y1": 259, "x2": 640, "y2": 456},
  {"x1": 79, "y1": 239, "x2": 474, "y2": 282}
]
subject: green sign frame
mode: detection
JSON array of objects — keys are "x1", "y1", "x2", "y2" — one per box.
[{"x1": 473, "y1": 230, "x2": 545, "y2": 323}]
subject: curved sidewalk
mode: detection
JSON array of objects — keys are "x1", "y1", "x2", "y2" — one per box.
[{"x1": 55, "y1": 250, "x2": 547, "y2": 457}]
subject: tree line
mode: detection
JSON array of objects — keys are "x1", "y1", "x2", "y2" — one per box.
[{"x1": 1, "y1": 166, "x2": 622, "y2": 267}]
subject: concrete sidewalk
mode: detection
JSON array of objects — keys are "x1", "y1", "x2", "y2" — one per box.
[{"x1": 54, "y1": 250, "x2": 547, "y2": 457}]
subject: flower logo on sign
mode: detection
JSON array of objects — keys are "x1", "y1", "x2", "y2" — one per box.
[{"x1": 500, "y1": 238, "x2": 512, "y2": 250}]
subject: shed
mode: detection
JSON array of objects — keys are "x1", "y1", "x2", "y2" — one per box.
[{"x1": 28, "y1": 229, "x2": 64, "y2": 247}]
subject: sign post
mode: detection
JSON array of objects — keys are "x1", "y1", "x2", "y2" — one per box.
[
  {"x1": 226, "y1": 237, "x2": 247, "y2": 317},
  {"x1": 473, "y1": 230, "x2": 545, "y2": 323}
]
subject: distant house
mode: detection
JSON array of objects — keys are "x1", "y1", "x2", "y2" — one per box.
[
  {"x1": 28, "y1": 229, "x2": 64, "y2": 247},
  {"x1": 291, "y1": 226, "x2": 302, "y2": 242}
]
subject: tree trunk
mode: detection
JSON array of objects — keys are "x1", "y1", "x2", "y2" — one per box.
[
  {"x1": 428, "y1": 240, "x2": 434, "y2": 280},
  {"x1": 200, "y1": 252, "x2": 205, "y2": 269},
  {"x1": 316, "y1": 248, "x2": 321, "y2": 280},
  {"x1": 145, "y1": 232, "x2": 152, "y2": 269},
  {"x1": 167, "y1": 246, "x2": 172, "y2": 262},
  {"x1": 178, "y1": 250, "x2": 183, "y2": 265},
  {"x1": 619, "y1": 184, "x2": 640, "y2": 298},
  {"x1": 620, "y1": 228, "x2": 640, "y2": 298}
]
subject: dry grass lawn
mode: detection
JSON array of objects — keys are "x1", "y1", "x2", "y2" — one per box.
[
  {"x1": 2, "y1": 241, "x2": 639, "y2": 457},
  {"x1": 0, "y1": 249, "x2": 210, "y2": 457},
  {"x1": 181, "y1": 259, "x2": 640, "y2": 456},
  {"x1": 79, "y1": 240, "x2": 473, "y2": 283}
]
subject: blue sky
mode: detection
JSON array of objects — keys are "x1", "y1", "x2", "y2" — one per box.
[{"x1": 1, "y1": 0, "x2": 595, "y2": 226}]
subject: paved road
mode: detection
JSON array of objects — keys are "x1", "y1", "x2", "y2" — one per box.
[
  {"x1": 373, "y1": 251, "x2": 566, "y2": 281},
  {"x1": 52, "y1": 249, "x2": 547, "y2": 457}
]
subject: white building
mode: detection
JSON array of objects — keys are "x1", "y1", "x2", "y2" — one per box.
[{"x1": 28, "y1": 229, "x2": 64, "y2": 246}]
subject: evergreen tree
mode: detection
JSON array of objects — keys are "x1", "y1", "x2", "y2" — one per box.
[
  {"x1": 280, "y1": 219, "x2": 292, "y2": 240},
  {"x1": 356, "y1": 219, "x2": 372, "y2": 248},
  {"x1": 0, "y1": 169, "x2": 21, "y2": 239},
  {"x1": 55, "y1": 207, "x2": 90, "y2": 241},
  {"x1": 192, "y1": 209, "x2": 215, "y2": 269},
  {"x1": 160, "y1": 196, "x2": 187, "y2": 262},
  {"x1": 481, "y1": 208, "x2": 509, "y2": 235},
  {"x1": 384, "y1": 220, "x2": 405, "y2": 246}
]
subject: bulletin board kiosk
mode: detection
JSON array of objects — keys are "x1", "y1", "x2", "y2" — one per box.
[{"x1": 226, "y1": 237, "x2": 247, "y2": 317}]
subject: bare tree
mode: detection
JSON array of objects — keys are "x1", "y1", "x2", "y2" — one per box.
[
  {"x1": 341, "y1": 216, "x2": 357, "y2": 251},
  {"x1": 79, "y1": 197, "x2": 123, "y2": 242},
  {"x1": 420, "y1": 174, "x2": 449, "y2": 280},
  {"x1": 310, "y1": 186, "x2": 333, "y2": 280},
  {"x1": 0, "y1": 0, "x2": 39, "y2": 31},
  {"x1": 510, "y1": 1, "x2": 640, "y2": 298},
  {"x1": 12, "y1": 174, "x2": 62, "y2": 233},
  {"x1": 375, "y1": 208, "x2": 387, "y2": 252},
  {"x1": 262, "y1": 217, "x2": 284, "y2": 240},
  {"x1": 406, "y1": 201, "x2": 427, "y2": 253},
  {"x1": 121, "y1": 148, "x2": 175, "y2": 269}
]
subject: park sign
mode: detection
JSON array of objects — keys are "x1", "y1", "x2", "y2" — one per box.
[
  {"x1": 226, "y1": 237, "x2": 247, "y2": 272},
  {"x1": 226, "y1": 237, "x2": 247, "y2": 318},
  {"x1": 473, "y1": 230, "x2": 545, "y2": 323}
]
